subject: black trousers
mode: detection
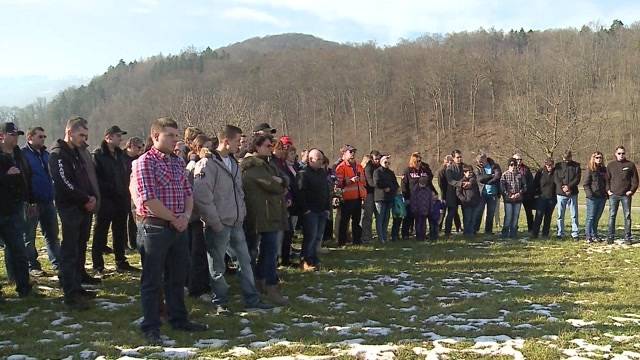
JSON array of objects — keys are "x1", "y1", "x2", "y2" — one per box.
[
  {"x1": 58, "y1": 206, "x2": 92, "y2": 298},
  {"x1": 187, "y1": 220, "x2": 210, "y2": 297},
  {"x1": 338, "y1": 200, "x2": 362, "y2": 245},
  {"x1": 522, "y1": 198, "x2": 536, "y2": 233},
  {"x1": 127, "y1": 209, "x2": 137, "y2": 249},
  {"x1": 92, "y1": 198, "x2": 128, "y2": 270}
]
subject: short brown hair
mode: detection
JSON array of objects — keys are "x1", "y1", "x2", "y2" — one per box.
[
  {"x1": 217, "y1": 125, "x2": 242, "y2": 141},
  {"x1": 66, "y1": 116, "x2": 88, "y2": 131},
  {"x1": 28, "y1": 126, "x2": 45, "y2": 136},
  {"x1": 150, "y1": 117, "x2": 178, "y2": 136}
]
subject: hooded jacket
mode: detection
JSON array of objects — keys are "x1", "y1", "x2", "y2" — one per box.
[
  {"x1": 241, "y1": 155, "x2": 287, "y2": 234},
  {"x1": 373, "y1": 166, "x2": 399, "y2": 202},
  {"x1": 0, "y1": 145, "x2": 32, "y2": 215},
  {"x1": 193, "y1": 150, "x2": 246, "y2": 232},
  {"x1": 456, "y1": 175, "x2": 481, "y2": 207},
  {"x1": 49, "y1": 139, "x2": 95, "y2": 210}
]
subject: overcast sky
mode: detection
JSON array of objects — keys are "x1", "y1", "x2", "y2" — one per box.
[{"x1": 1, "y1": 0, "x2": 639, "y2": 79}]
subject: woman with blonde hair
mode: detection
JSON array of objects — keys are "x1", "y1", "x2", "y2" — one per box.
[{"x1": 583, "y1": 151, "x2": 608, "y2": 243}]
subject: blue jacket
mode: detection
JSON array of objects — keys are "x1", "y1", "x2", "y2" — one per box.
[{"x1": 21, "y1": 143, "x2": 54, "y2": 203}]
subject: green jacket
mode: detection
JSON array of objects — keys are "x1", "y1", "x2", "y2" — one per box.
[{"x1": 241, "y1": 154, "x2": 287, "y2": 234}]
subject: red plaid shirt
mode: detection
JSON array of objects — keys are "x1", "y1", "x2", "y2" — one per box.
[{"x1": 133, "y1": 146, "x2": 191, "y2": 217}]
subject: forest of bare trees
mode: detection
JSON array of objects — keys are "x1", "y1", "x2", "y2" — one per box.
[{"x1": 3, "y1": 20, "x2": 640, "y2": 169}]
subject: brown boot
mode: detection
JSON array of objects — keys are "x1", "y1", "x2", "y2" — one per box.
[
  {"x1": 265, "y1": 285, "x2": 289, "y2": 306},
  {"x1": 255, "y1": 279, "x2": 266, "y2": 295}
]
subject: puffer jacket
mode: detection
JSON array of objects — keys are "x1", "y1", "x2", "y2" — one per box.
[{"x1": 241, "y1": 155, "x2": 287, "y2": 234}]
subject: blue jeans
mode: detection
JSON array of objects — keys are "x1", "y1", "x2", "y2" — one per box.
[
  {"x1": 475, "y1": 194, "x2": 498, "y2": 234},
  {"x1": 24, "y1": 201, "x2": 60, "y2": 271},
  {"x1": 608, "y1": 194, "x2": 632, "y2": 240},
  {"x1": 256, "y1": 231, "x2": 279, "y2": 286},
  {"x1": 302, "y1": 211, "x2": 328, "y2": 265},
  {"x1": 138, "y1": 223, "x2": 190, "y2": 333},
  {"x1": 502, "y1": 202, "x2": 521, "y2": 238},
  {"x1": 585, "y1": 197, "x2": 606, "y2": 240},
  {"x1": 375, "y1": 201, "x2": 392, "y2": 243},
  {"x1": 556, "y1": 194, "x2": 579, "y2": 238},
  {"x1": 0, "y1": 203, "x2": 31, "y2": 296},
  {"x1": 462, "y1": 204, "x2": 483, "y2": 235},
  {"x1": 204, "y1": 225, "x2": 259, "y2": 306}
]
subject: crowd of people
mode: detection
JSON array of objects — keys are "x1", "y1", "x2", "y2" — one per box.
[{"x1": 0, "y1": 117, "x2": 638, "y2": 344}]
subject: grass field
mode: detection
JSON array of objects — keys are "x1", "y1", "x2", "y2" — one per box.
[{"x1": 1, "y1": 207, "x2": 640, "y2": 359}]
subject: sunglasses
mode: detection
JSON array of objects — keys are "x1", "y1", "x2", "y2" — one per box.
[
  {"x1": 617, "y1": 152, "x2": 625, "y2": 155},
  {"x1": 514, "y1": 159, "x2": 522, "y2": 161},
  {"x1": 594, "y1": 156, "x2": 603, "y2": 159}
]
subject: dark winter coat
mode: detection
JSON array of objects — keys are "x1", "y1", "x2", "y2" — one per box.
[
  {"x1": 21, "y1": 143, "x2": 53, "y2": 203},
  {"x1": 533, "y1": 167, "x2": 556, "y2": 200},
  {"x1": 606, "y1": 159, "x2": 639, "y2": 196},
  {"x1": 241, "y1": 155, "x2": 287, "y2": 234},
  {"x1": 297, "y1": 166, "x2": 331, "y2": 213},
  {"x1": 456, "y1": 176, "x2": 481, "y2": 207},
  {"x1": 444, "y1": 162, "x2": 465, "y2": 207},
  {"x1": 410, "y1": 184, "x2": 433, "y2": 217},
  {"x1": 401, "y1": 163, "x2": 436, "y2": 200},
  {"x1": 93, "y1": 141, "x2": 129, "y2": 203},
  {"x1": 554, "y1": 160, "x2": 582, "y2": 196},
  {"x1": 49, "y1": 139, "x2": 95, "y2": 210},
  {"x1": 474, "y1": 158, "x2": 502, "y2": 196},
  {"x1": 373, "y1": 166, "x2": 399, "y2": 202},
  {"x1": 583, "y1": 166, "x2": 608, "y2": 199},
  {"x1": 0, "y1": 145, "x2": 32, "y2": 215}
]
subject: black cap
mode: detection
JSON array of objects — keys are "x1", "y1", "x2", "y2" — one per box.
[
  {"x1": 1, "y1": 122, "x2": 24, "y2": 136},
  {"x1": 104, "y1": 125, "x2": 127, "y2": 136},
  {"x1": 253, "y1": 122, "x2": 277, "y2": 134}
]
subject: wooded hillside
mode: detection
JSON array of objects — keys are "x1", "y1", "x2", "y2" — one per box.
[{"x1": 4, "y1": 22, "x2": 640, "y2": 168}]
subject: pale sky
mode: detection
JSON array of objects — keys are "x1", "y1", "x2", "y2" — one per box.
[{"x1": 1, "y1": 0, "x2": 639, "y2": 79}]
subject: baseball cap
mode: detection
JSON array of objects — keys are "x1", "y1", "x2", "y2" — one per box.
[
  {"x1": 1, "y1": 122, "x2": 24, "y2": 136},
  {"x1": 253, "y1": 123, "x2": 277, "y2": 134},
  {"x1": 104, "y1": 125, "x2": 127, "y2": 136},
  {"x1": 279, "y1": 135, "x2": 293, "y2": 147}
]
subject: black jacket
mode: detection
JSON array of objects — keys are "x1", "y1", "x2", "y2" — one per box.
[
  {"x1": 445, "y1": 163, "x2": 465, "y2": 207},
  {"x1": 583, "y1": 166, "x2": 608, "y2": 199},
  {"x1": 517, "y1": 163, "x2": 535, "y2": 199},
  {"x1": 533, "y1": 167, "x2": 556, "y2": 200},
  {"x1": 0, "y1": 145, "x2": 32, "y2": 215},
  {"x1": 456, "y1": 176, "x2": 481, "y2": 207},
  {"x1": 297, "y1": 166, "x2": 331, "y2": 213},
  {"x1": 373, "y1": 166, "x2": 399, "y2": 202},
  {"x1": 364, "y1": 161, "x2": 379, "y2": 194},
  {"x1": 93, "y1": 141, "x2": 129, "y2": 201},
  {"x1": 554, "y1": 160, "x2": 582, "y2": 196},
  {"x1": 606, "y1": 160, "x2": 639, "y2": 196},
  {"x1": 49, "y1": 139, "x2": 95, "y2": 210},
  {"x1": 401, "y1": 163, "x2": 436, "y2": 199}
]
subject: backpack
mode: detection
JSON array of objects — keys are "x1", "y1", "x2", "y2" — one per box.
[{"x1": 392, "y1": 194, "x2": 407, "y2": 219}]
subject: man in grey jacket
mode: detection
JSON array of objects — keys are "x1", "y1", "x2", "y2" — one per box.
[{"x1": 193, "y1": 125, "x2": 272, "y2": 314}]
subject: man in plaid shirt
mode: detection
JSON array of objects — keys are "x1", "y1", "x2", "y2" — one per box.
[{"x1": 132, "y1": 117, "x2": 207, "y2": 345}]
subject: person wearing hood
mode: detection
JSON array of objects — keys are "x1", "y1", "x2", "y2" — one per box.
[
  {"x1": 92, "y1": 126, "x2": 139, "y2": 274},
  {"x1": 241, "y1": 134, "x2": 289, "y2": 306},
  {"x1": 49, "y1": 117, "x2": 99, "y2": 309},
  {"x1": 554, "y1": 150, "x2": 581, "y2": 240}
]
